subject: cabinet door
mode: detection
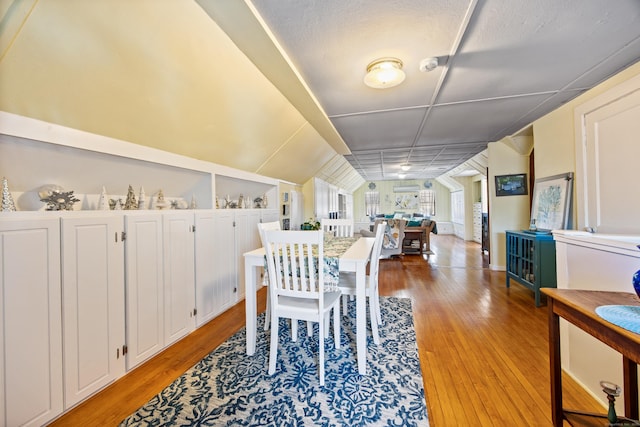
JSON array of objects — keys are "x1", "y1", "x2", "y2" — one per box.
[
  {"x1": 261, "y1": 209, "x2": 280, "y2": 224},
  {"x1": 212, "y1": 210, "x2": 237, "y2": 313},
  {"x1": 124, "y1": 214, "x2": 163, "y2": 370},
  {"x1": 234, "y1": 210, "x2": 261, "y2": 301},
  {"x1": 162, "y1": 212, "x2": 195, "y2": 346},
  {"x1": 0, "y1": 218, "x2": 63, "y2": 427},
  {"x1": 194, "y1": 210, "x2": 217, "y2": 327},
  {"x1": 61, "y1": 215, "x2": 126, "y2": 408}
]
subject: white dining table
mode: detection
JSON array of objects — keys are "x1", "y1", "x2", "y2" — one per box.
[{"x1": 243, "y1": 236, "x2": 376, "y2": 375}]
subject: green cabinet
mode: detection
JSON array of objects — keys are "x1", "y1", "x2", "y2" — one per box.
[{"x1": 506, "y1": 230, "x2": 557, "y2": 306}]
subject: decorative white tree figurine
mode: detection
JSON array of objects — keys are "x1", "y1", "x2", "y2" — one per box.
[
  {"x1": 98, "y1": 186, "x2": 110, "y2": 210},
  {"x1": 124, "y1": 185, "x2": 137, "y2": 210},
  {"x1": 1, "y1": 177, "x2": 16, "y2": 212},
  {"x1": 138, "y1": 186, "x2": 146, "y2": 210},
  {"x1": 153, "y1": 189, "x2": 168, "y2": 210}
]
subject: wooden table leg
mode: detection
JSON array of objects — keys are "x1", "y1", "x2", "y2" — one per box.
[
  {"x1": 548, "y1": 301, "x2": 564, "y2": 427},
  {"x1": 623, "y1": 356, "x2": 639, "y2": 420}
]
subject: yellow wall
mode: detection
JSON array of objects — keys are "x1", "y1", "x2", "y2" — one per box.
[
  {"x1": 487, "y1": 61, "x2": 640, "y2": 269},
  {"x1": 488, "y1": 139, "x2": 531, "y2": 269}
]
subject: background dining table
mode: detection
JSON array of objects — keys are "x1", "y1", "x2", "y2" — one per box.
[{"x1": 243, "y1": 235, "x2": 376, "y2": 374}]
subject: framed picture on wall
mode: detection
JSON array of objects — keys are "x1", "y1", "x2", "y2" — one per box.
[
  {"x1": 495, "y1": 173, "x2": 528, "y2": 197},
  {"x1": 530, "y1": 172, "x2": 573, "y2": 231}
]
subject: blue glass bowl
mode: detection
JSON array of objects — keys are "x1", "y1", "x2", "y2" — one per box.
[{"x1": 633, "y1": 269, "x2": 640, "y2": 298}]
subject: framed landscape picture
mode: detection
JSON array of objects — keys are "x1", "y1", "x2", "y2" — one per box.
[
  {"x1": 495, "y1": 173, "x2": 528, "y2": 197},
  {"x1": 530, "y1": 172, "x2": 573, "y2": 231}
]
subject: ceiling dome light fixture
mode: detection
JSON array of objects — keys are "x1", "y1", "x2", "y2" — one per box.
[
  {"x1": 364, "y1": 57, "x2": 405, "y2": 89},
  {"x1": 400, "y1": 163, "x2": 411, "y2": 171},
  {"x1": 398, "y1": 173, "x2": 407, "y2": 179}
]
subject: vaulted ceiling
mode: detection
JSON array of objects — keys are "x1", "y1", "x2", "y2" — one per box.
[
  {"x1": 1, "y1": 1, "x2": 639, "y2": 193},
  {"x1": 217, "y1": 0, "x2": 640, "y2": 181},
  {"x1": 0, "y1": 0, "x2": 350, "y2": 188}
]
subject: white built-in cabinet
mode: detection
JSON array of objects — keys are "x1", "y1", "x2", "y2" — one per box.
[
  {"x1": 197, "y1": 208, "x2": 276, "y2": 326},
  {"x1": 0, "y1": 207, "x2": 271, "y2": 425},
  {"x1": 124, "y1": 213, "x2": 164, "y2": 370},
  {"x1": 0, "y1": 113, "x2": 282, "y2": 423},
  {"x1": 60, "y1": 214, "x2": 126, "y2": 408},
  {"x1": 0, "y1": 217, "x2": 63, "y2": 427},
  {"x1": 194, "y1": 210, "x2": 216, "y2": 326},
  {"x1": 261, "y1": 209, "x2": 280, "y2": 224},
  {"x1": 124, "y1": 212, "x2": 196, "y2": 370},
  {"x1": 234, "y1": 210, "x2": 262, "y2": 301},
  {"x1": 208, "y1": 209, "x2": 273, "y2": 311},
  {"x1": 162, "y1": 212, "x2": 196, "y2": 345},
  {"x1": 211, "y1": 209, "x2": 237, "y2": 316}
]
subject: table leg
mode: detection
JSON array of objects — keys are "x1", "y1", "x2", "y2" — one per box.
[
  {"x1": 245, "y1": 261, "x2": 257, "y2": 356},
  {"x1": 548, "y1": 302, "x2": 564, "y2": 427},
  {"x1": 623, "y1": 356, "x2": 639, "y2": 420},
  {"x1": 356, "y1": 261, "x2": 367, "y2": 374}
]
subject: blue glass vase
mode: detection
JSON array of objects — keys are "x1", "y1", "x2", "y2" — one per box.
[{"x1": 633, "y1": 269, "x2": 640, "y2": 298}]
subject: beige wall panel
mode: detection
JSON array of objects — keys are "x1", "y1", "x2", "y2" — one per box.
[
  {"x1": 257, "y1": 124, "x2": 335, "y2": 184},
  {"x1": 0, "y1": 0, "x2": 309, "y2": 175}
]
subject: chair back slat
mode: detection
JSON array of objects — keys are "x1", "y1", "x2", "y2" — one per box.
[
  {"x1": 264, "y1": 230, "x2": 324, "y2": 300},
  {"x1": 320, "y1": 218, "x2": 354, "y2": 237},
  {"x1": 257, "y1": 221, "x2": 281, "y2": 247},
  {"x1": 369, "y1": 221, "x2": 386, "y2": 282}
]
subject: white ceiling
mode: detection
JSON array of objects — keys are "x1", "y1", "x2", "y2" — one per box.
[{"x1": 217, "y1": 0, "x2": 640, "y2": 181}]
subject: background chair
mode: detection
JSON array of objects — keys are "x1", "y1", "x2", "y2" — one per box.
[
  {"x1": 257, "y1": 221, "x2": 281, "y2": 331},
  {"x1": 338, "y1": 221, "x2": 386, "y2": 344},
  {"x1": 263, "y1": 229, "x2": 341, "y2": 385},
  {"x1": 374, "y1": 218, "x2": 406, "y2": 258},
  {"x1": 258, "y1": 220, "x2": 316, "y2": 336},
  {"x1": 321, "y1": 218, "x2": 354, "y2": 237}
]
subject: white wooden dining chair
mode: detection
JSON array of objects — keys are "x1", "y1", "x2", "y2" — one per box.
[
  {"x1": 257, "y1": 221, "x2": 281, "y2": 331},
  {"x1": 321, "y1": 218, "x2": 354, "y2": 237},
  {"x1": 337, "y1": 220, "x2": 386, "y2": 344},
  {"x1": 263, "y1": 229, "x2": 341, "y2": 385}
]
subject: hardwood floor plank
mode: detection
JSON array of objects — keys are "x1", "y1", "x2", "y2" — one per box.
[{"x1": 49, "y1": 235, "x2": 605, "y2": 426}]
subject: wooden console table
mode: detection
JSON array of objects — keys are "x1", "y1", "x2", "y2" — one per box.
[
  {"x1": 402, "y1": 229, "x2": 424, "y2": 254},
  {"x1": 404, "y1": 220, "x2": 436, "y2": 254},
  {"x1": 541, "y1": 289, "x2": 640, "y2": 426}
]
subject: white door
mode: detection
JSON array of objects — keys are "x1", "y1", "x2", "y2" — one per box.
[
  {"x1": 0, "y1": 217, "x2": 63, "y2": 427},
  {"x1": 212, "y1": 210, "x2": 237, "y2": 314},
  {"x1": 234, "y1": 210, "x2": 261, "y2": 301},
  {"x1": 289, "y1": 191, "x2": 304, "y2": 231},
  {"x1": 61, "y1": 214, "x2": 126, "y2": 408},
  {"x1": 124, "y1": 213, "x2": 164, "y2": 370},
  {"x1": 162, "y1": 212, "x2": 195, "y2": 346},
  {"x1": 577, "y1": 74, "x2": 640, "y2": 233},
  {"x1": 194, "y1": 210, "x2": 217, "y2": 327}
]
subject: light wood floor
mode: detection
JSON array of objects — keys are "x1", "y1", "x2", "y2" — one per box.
[{"x1": 49, "y1": 235, "x2": 604, "y2": 426}]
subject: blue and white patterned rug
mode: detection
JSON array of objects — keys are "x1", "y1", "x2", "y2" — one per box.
[{"x1": 120, "y1": 297, "x2": 428, "y2": 426}]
